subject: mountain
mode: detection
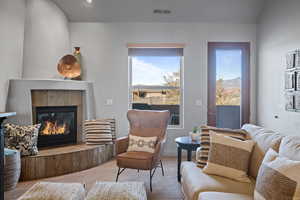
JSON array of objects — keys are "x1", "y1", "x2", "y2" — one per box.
[{"x1": 221, "y1": 77, "x2": 241, "y2": 88}]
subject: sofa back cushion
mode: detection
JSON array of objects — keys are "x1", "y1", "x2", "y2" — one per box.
[
  {"x1": 241, "y1": 124, "x2": 264, "y2": 139},
  {"x1": 241, "y1": 124, "x2": 283, "y2": 179},
  {"x1": 279, "y1": 136, "x2": 300, "y2": 161}
]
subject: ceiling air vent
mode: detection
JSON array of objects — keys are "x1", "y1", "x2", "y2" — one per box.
[{"x1": 153, "y1": 9, "x2": 172, "y2": 14}]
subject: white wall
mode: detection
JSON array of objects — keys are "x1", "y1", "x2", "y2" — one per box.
[
  {"x1": 70, "y1": 22, "x2": 257, "y2": 155},
  {"x1": 0, "y1": 0, "x2": 25, "y2": 112},
  {"x1": 22, "y1": 0, "x2": 70, "y2": 79},
  {"x1": 257, "y1": 0, "x2": 300, "y2": 135}
]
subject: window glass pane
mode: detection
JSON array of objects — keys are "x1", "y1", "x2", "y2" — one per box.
[
  {"x1": 216, "y1": 50, "x2": 241, "y2": 106},
  {"x1": 130, "y1": 48, "x2": 182, "y2": 126},
  {"x1": 132, "y1": 56, "x2": 181, "y2": 87},
  {"x1": 132, "y1": 88, "x2": 180, "y2": 125}
]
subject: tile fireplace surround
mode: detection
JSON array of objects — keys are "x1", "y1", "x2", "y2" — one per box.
[{"x1": 6, "y1": 79, "x2": 96, "y2": 143}]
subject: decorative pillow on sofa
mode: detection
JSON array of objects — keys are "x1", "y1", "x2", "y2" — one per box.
[
  {"x1": 255, "y1": 148, "x2": 300, "y2": 200},
  {"x1": 127, "y1": 135, "x2": 157, "y2": 153},
  {"x1": 197, "y1": 126, "x2": 248, "y2": 168},
  {"x1": 17, "y1": 182, "x2": 85, "y2": 200},
  {"x1": 4, "y1": 123, "x2": 41, "y2": 156},
  {"x1": 203, "y1": 132, "x2": 254, "y2": 183}
]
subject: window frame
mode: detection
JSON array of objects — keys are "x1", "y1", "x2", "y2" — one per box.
[{"x1": 128, "y1": 52, "x2": 184, "y2": 129}]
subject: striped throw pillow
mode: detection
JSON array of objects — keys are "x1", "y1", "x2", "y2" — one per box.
[
  {"x1": 203, "y1": 132, "x2": 254, "y2": 183},
  {"x1": 196, "y1": 126, "x2": 248, "y2": 168},
  {"x1": 255, "y1": 149, "x2": 300, "y2": 200},
  {"x1": 83, "y1": 120, "x2": 113, "y2": 145}
]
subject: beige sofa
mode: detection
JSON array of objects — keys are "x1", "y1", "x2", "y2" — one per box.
[{"x1": 180, "y1": 124, "x2": 299, "y2": 200}]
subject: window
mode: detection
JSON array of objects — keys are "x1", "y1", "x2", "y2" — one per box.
[
  {"x1": 216, "y1": 49, "x2": 242, "y2": 106},
  {"x1": 128, "y1": 48, "x2": 183, "y2": 127}
]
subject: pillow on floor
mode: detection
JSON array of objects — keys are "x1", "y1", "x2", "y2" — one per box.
[
  {"x1": 17, "y1": 182, "x2": 85, "y2": 200},
  {"x1": 4, "y1": 123, "x2": 41, "y2": 156},
  {"x1": 255, "y1": 149, "x2": 300, "y2": 200},
  {"x1": 127, "y1": 135, "x2": 157, "y2": 153},
  {"x1": 197, "y1": 126, "x2": 248, "y2": 168},
  {"x1": 203, "y1": 131, "x2": 254, "y2": 183}
]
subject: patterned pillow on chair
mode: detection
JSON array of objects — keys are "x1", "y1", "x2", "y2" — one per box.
[
  {"x1": 4, "y1": 123, "x2": 41, "y2": 156},
  {"x1": 127, "y1": 135, "x2": 158, "y2": 153}
]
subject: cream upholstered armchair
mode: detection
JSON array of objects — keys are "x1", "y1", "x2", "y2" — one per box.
[{"x1": 115, "y1": 110, "x2": 170, "y2": 191}]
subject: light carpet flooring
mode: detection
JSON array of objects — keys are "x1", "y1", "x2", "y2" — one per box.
[{"x1": 5, "y1": 157, "x2": 184, "y2": 200}]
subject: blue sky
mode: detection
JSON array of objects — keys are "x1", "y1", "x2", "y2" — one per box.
[
  {"x1": 132, "y1": 56, "x2": 181, "y2": 86},
  {"x1": 132, "y1": 50, "x2": 241, "y2": 85},
  {"x1": 216, "y1": 49, "x2": 242, "y2": 80}
]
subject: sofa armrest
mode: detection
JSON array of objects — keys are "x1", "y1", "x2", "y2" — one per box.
[{"x1": 115, "y1": 136, "x2": 129, "y2": 155}]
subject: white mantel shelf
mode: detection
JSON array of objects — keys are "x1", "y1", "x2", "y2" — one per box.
[{"x1": 6, "y1": 79, "x2": 96, "y2": 125}]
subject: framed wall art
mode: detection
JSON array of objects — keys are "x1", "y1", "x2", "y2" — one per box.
[
  {"x1": 285, "y1": 92, "x2": 295, "y2": 111},
  {"x1": 295, "y1": 92, "x2": 300, "y2": 111},
  {"x1": 285, "y1": 71, "x2": 295, "y2": 90},
  {"x1": 295, "y1": 71, "x2": 300, "y2": 91},
  {"x1": 285, "y1": 50, "x2": 300, "y2": 112},
  {"x1": 295, "y1": 50, "x2": 300, "y2": 68},
  {"x1": 286, "y1": 51, "x2": 296, "y2": 69}
]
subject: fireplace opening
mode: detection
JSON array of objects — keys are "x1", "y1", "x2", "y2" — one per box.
[{"x1": 35, "y1": 106, "x2": 77, "y2": 148}]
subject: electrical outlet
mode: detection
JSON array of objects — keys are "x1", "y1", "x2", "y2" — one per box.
[
  {"x1": 105, "y1": 99, "x2": 113, "y2": 105},
  {"x1": 196, "y1": 100, "x2": 202, "y2": 106}
]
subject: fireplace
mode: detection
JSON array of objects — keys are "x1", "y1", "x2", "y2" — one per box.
[{"x1": 35, "y1": 106, "x2": 77, "y2": 148}]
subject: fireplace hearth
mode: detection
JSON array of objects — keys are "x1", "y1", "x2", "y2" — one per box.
[{"x1": 35, "y1": 106, "x2": 77, "y2": 148}]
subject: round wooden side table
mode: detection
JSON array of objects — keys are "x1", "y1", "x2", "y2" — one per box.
[{"x1": 175, "y1": 136, "x2": 200, "y2": 182}]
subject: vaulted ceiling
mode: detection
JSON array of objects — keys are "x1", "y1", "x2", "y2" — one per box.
[{"x1": 52, "y1": 0, "x2": 266, "y2": 23}]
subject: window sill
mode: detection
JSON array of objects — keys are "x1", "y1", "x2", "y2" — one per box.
[{"x1": 167, "y1": 125, "x2": 184, "y2": 130}]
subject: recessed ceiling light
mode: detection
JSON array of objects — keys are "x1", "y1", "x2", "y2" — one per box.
[{"x1": 83, "y1": 0, "x2": 93, "y2": 7}]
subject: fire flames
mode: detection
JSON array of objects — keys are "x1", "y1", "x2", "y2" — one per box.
[{"x1": 41, "y1": 121, "x2": 67, "y2": 135}]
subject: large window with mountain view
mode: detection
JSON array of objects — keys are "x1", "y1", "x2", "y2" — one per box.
[{"x1": 129, "y1": 48, "x2": 183, "y2": 126}]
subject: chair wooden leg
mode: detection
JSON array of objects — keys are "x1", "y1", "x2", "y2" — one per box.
[{"x1": 160, "y1": 160, "x2": 165, "y2": 176}]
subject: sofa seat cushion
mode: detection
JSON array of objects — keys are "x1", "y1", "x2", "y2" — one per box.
[
  {"x1": 181, "y1": 162, "x2": 255, "y2": 200},
  {"x1": 116, "y1": 151, "x2": 154, "y2": 170},
  {"x1": 198, "y1": 192, "x2": 253, "y2": 200}
]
